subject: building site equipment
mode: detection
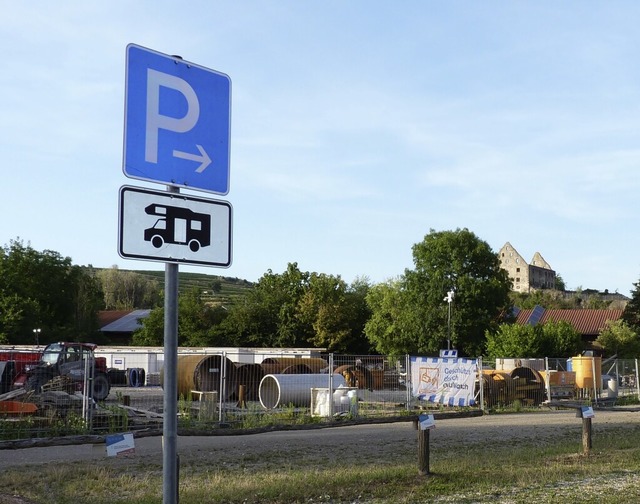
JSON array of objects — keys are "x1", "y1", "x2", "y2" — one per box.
[
  {"x1": 479, "y1": 366, "x2": 546, "y2": 407},
  {"x1": 3, "y1": 342, "x2": 110, "y2": 401},
  {"x1": 258, "y1": 373, "x2": 346, "y2": 409}
]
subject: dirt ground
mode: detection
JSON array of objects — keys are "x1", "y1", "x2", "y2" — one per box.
[{"x1": 1, "y1": 407, "x2": 640, "y2": 502}]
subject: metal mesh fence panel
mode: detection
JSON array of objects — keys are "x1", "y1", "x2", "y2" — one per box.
[
  {"x1": 0, "y1": 346, "x2": 134, "y2": 440},
  {"x1": 2, "y1": 347, "x2": 640, "y2": 442}
]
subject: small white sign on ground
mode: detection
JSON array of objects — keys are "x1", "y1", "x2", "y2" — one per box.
[
  {"x1": 581, "y1": 406, "x2": 595, "y2": 419},
  {"x1": 419, "y1": 414, "x2": 436, "y2": 430},
  {"x1": 106, "y1": 432, "x2": 136, "y2": 457}
]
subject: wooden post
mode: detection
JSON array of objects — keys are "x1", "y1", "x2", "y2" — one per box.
[
  {"x1": 236, "y1": 384, "x2": 247, "y2": 409},
  {"x1": 582, "y1": 417, "x2": 592, "y2": 454},
  {"x1": 418, "y1": 428, "x2": 430, "y2": 475},
  {"x1": 196, "y1": 391, "x2": 218, "y2": 421},
  {"x1": 123, "y1": 395, "x2": 131, "y2": 407},
  {"x1": 548, "y1": 401, "x2": 594, "y2": 455}
]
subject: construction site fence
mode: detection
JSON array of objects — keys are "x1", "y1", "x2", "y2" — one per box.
[{"x1": 1, "y1": 351, "x2": 639, "y2": 442}]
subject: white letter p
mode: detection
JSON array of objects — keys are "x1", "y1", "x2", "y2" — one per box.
[{"x1": 145, "y1": 69, "x2": 199, "y2": 164}]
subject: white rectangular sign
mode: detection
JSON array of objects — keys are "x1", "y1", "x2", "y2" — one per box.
[
  {"x1": 418, "y1": 413, "x2": 436, "y2": 430},
  {"x1": 118, "y1": 185, "x2": 232, "y2": 267},
  {"x1": 106, "y1": 432, "x2": 135, "y2": 457},
  {"x1": 581, "y1": 406, "x2": 595, "y2": 419}
]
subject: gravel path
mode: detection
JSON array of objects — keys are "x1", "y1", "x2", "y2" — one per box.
[
  {"x1": 2, "y1": 408, "x2": 640, "y2": 503},
  {"x1": 2, "y1": 408, "x2": 640, "y2": 471}
]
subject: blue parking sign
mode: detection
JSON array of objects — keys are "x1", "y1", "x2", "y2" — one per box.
[{"x1": 123, "y1": 44, "x2": 231, "y2": 195}]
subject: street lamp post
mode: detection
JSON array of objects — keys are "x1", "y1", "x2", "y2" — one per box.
[
  {"x1": 444, "y1": 291, "x2": 454, "y2": 350},
  {"x1": 33, "y1": 328, "x2": 41, "y2": 346}
]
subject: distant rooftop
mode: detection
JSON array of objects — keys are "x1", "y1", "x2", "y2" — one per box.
[
  {"x1": 100, "y1": 309, "x2": 151, "y2": 333},
  {"x1": 515, "y1": 305, "x2": 624, "y2": 338}
]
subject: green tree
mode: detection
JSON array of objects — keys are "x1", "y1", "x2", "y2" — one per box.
[
  {"x1": 0, "y1": 239, "x2": 102, "y2": 343},
  {"x1": 539, "y1": 321, "x2": 583, "y2": 357},
  {"x1": 595, "y1": 320, "x2": 640, "y2": 358},
  {"x1": 622, "y1": 278, "x2": 640, "y2": 333},
  {"x1": 97, "y1": 266, "x2": 160, "y2": 310},
  {"x1": 72, "y1": 266, "x2": 103, "y2": 338},
  {"x1": 221, "y1": 264, "x2": 371, "y2": 352},
  {"x1": 211, "y1": 279, "x2": 222, "y2": 294},
  {"x1": 132, "y1": 307, "x2": 164, "y2": 346},
  {"x1": 583, "y1": 293, "x2": 610, "y2": 309},
  {"x1": 511, "y1": 289, "x2": 612, "y2": 310},
  {"x1": 486, "y1": 324, "x2": 543, "y2": 358},
  {"x1": 221, "y1": 263, "x2": 311, "y2": 348},
  {"x1": 0, "y1": 294, "x2": 34, "y2": 344},
  {"x1": 178, "y1": 288, "x2": 229, "y2": 347},
  {"x1": 366, "y1": 229, "x2": 512, "y2": 356},
  {"x1": 297, "y1": 273, "x2": 371, "y2": 353},
  {"x1": 486, "y1": 320, "x2": 582, "y2": 358},
  {"x1": 341, "y1": 277, "x2": 374, "y2": 354},
  {"x1": 510, "y1": 290, "x2": 573, "y2": 310},
  {"x1": 365, "y1": 278, "x2": 418, "y2": 356},
  {"x1": 554, "y1": 274, "x2": 566, "y2": 292},
  {"x1": 133, "y1": 288, "x2": 229, "y2": 346}
]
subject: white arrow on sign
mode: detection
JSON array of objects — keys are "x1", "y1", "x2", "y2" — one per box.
[{"x1": 173, "y1": 144, "x2": 212, "y2": 173}]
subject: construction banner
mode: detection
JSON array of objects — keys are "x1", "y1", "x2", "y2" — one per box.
[{"x1": 410, "y1": 356, "x2": 477, "y2": 407}]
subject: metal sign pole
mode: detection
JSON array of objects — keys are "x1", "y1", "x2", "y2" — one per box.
[
  {"x1": 122, "y1": 44, "x2": 232, "y2": 504},
  {"x1": 163, "y1": 187, "x2": 180, "y2": 504},
  {"x1": 405, "y1": 354, "x2": 411, "y2": 411}
]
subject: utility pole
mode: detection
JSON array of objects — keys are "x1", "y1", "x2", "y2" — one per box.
[{"x1": 444, "y1": 290, "x2": 454, "y2": 350}]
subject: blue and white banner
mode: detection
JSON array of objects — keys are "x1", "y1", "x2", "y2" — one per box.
[{"x1": 411, "y1": 356, "x2": 477, "y2": 407}]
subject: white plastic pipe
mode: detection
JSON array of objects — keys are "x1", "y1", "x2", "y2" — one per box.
[{"x1": 259, "y1": 373, "x2": 346, "y2": 409}]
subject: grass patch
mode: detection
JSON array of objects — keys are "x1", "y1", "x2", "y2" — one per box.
[{"x1": 2, "y1": 425, "x2": 640, "y2": 503}]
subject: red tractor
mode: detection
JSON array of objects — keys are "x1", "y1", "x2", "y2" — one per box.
[{"x1": 11, "y1": 342, "x2": 111, "y2": 401}]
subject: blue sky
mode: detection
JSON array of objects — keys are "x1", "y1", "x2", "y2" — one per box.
[{"x1": 2, "y1": 2, "x2": 639, "y2": 295}]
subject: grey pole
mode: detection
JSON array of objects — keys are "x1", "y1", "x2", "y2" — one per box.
[
  {"x1": 445, "y1": 290, "x2": 454, "y2": 350},
  {"x1": 163, "y1": 186, "x2": 180, "y2": 504},
  {"x1": 405, "y1": 354, "x2": 411, "y2": 412},
  {"x1": 447, "y1": 300, "x2": 451, "y2": 350}
]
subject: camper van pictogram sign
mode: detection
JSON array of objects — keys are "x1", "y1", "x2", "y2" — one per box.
[
  {"x1": 144, "y1": 203, "x2": 211, "y2": 252},
  {"x1": 118, "y1": 185, "x2": 232, "y2": 267}
]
